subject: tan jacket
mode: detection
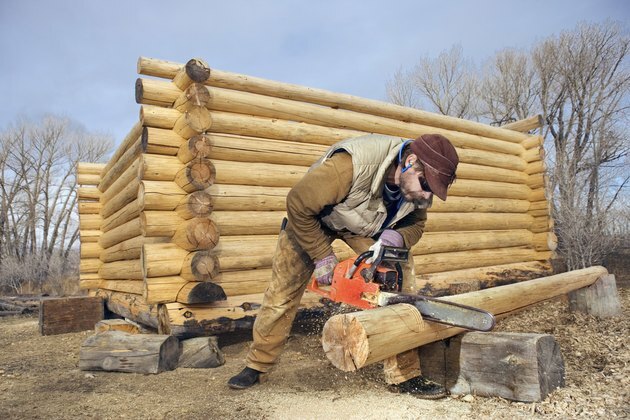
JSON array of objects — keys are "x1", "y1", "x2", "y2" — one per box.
[{"x1": 286, "y1": 135, "x2": 427, "y2": 261}]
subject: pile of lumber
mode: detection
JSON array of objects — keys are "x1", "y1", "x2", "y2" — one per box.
[{"x1": 76, "y1": 57, "x2": 555, "y2": 337}]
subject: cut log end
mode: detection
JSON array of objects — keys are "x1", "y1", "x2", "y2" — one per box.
[
  {"x1": 185, "y1": 58, "x2": 211, "y2": 83},
  {"x1": 321, "y1": 314, "x2": 369, "y2": 372},
  {"x1": 135, "y1": 78, "x2": 144, "y2": 104},
  {"x1": 177, "y1": 191, "x2": 214, "y2": 219},
  {"x1": 173, "y1": 218, "x2": 220, "y2": 251},
  {"x1": 177, "y1": 282, "x2": 226, "y2": 304},
  {"x1": 191, "y1": 252, "x2": 220, "y2": 280}
]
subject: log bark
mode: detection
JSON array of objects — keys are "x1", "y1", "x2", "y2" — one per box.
[
  {"x1": 419, "y1": 332, "x2": 564, "y2": 402},
  {"x1": 142, "y1": 243, "x2": 189, "y2": 277},
  {"x1": 99, "y1": 259, "x2": 144, "y2": 280},
  {"x1": 78, "y1": 202, "x2": 102, "y2": 214},
  {"x1": 79, "y1": 331, "x2": 180, "y2": 374},
  {"x1": 321, "y1": 266, "x2": 608, "y2": 371},
  {"x1": 95, "y1": 290, "x2": 159, "y2": 328},
  {"x1": 413, "y1": 261, "x2": 554, "y2": 297}
]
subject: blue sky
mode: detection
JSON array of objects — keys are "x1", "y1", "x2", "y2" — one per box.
[{"x1": 1, "y1": 0, "x2": 628, "y2": 145}]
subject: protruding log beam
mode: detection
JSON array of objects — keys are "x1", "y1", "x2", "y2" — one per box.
[
  {"x1": 78, "y1": 202, "x2": 102, "y2": 214},
  {"x1": 81, "y1": 242, "x2": 103, "y2": 259},
  {"x1": 79, "y1": 214, "x2": 102, "y2": 230},
  {"x1": 141, "y1": 126, "x2": 184, "y2": 156},
  {"x1": 100, "y1": 236, "x2": 170, "y2": 263},
  {"x1": 77, "y1": 173, "x2": 102, "y2": 185},
  {"x1": 78, "y1": 187, "x2": 101, "y2": 201},
  {"x1": 321, "y1": 266, "x2": 609, "y2": 372},
  {"x1": 533, "y1": 232, "x2": 557, "y2": 251},
  {"x1": 502, "y1": 115, "x2": 544, "y2": 133},
  {"x1": 80, "y1": 230, "x2": 101, "y2": 243},
  {"x1": 80, "y1": 258, "x2": 102, "y2": 274},
  {"x1": 99, "y1": 259, "x2": 144, "y2": 280},
  {"x1": 135, "y1": 78, "x2": 181, "y2": 107},
  {"x1": 95, "y1": 289, "x2": 159, "y2": 329},
  {"x1": 78, "y1": 162, "x2": 106, "y2": 175},
  {"x1": 138, "y1": 180, "x2": 186, "y2": 210}
]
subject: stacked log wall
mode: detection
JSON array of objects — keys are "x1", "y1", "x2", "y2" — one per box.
[{"x1": 76, "y1": 57, "x2": 556, "y2": 336}]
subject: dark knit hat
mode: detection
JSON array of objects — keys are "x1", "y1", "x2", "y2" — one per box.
[{"x1": 410, "y1": 134, "x2": 459, "y2": 201}]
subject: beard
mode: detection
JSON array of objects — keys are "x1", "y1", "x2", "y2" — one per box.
[{"x1": 399, "y1": 175, "x2": 434, "y2": 209}]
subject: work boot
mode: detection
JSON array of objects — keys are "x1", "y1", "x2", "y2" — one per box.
[
  {"x1": 389, "y1": 376, "x2": 447, "y2": 400},
  {"x1": 227, "y1": 367, "x2": 263, "y2": 389}
]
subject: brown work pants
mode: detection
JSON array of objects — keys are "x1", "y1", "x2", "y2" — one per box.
[{"x1": 245, "y1": 228, "x2": 419, "y2": 384}]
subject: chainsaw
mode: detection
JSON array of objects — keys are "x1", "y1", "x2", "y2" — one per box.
[{"x1": 307, "y1": 246, "x2": 495, "y2": 332}]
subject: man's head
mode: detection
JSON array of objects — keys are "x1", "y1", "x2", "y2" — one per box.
[{"x1": 397, "y1": 134, "x2": 459, "y2": 202}]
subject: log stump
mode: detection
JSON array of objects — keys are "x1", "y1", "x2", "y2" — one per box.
[
  {"x1": 568, "y1": 274, "x2": 622, "y2": 318},
  {"x1": 178, "y1": 336, "x2": 225, "y2": 368},
  {"x1": 419, "y1": 332, "x2": 565, "y2": 402}
]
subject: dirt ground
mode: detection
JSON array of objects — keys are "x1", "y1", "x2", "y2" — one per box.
[{"x1": 1, "y1": 289, "x2": 628, "y2": 419}]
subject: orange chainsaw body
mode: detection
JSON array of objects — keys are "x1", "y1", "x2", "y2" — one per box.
[{"x1": 307, "y1": 256, "x2": 397, "y2": 309}]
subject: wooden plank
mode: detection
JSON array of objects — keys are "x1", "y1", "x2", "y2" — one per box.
[{"x1": 39, "y1": 296, "x2": 104, "y2": 335}]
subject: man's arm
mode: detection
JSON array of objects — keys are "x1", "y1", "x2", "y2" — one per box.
[
  {"x1": 394, "y1": 208, "x2": 427, "y2": 248},
  {"x1": 286, "y1": 152, "x2": 353, "y2": 261}
]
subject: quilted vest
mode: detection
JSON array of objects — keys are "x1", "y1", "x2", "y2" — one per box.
[{"x1": 312, "y1": 134, "x2": 417, "y2": 238}]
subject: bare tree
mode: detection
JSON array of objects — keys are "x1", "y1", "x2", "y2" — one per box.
[
  {"x1": 0, "y1": 115, "x2": 112, "y2": 294},
  {"x1": 533, "y1": 21, "x2": 630, "y2": 269},
  {"x1": 479, "y1": 49, "x2": 539, "y2": 126},
  {"x1": 385, "y1": 45, "x2": 480, "y2": 119}
]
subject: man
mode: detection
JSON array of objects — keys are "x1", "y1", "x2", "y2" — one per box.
[{"x1": 228, "y1": 133, "x2": 459, "y2": 398}]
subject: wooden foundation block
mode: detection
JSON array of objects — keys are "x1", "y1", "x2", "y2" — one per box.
[
  {"x1": 568, "y1": 274, "x2": 621, "y2": 318},
  {"x1": 419, "y1": 332, "x2": 565, "y2": 402},
  {"x1": 178, "y1": 336, "x2": 225, "y2": 368},
  {"x1": 79, "y1": 331, "x2": 180, "y2": 374},
  {"x1": 39, "y1": 296, "x2": 104, "y2": 335},
  {"x1": 383, "y1": 348, "x2": 421, "y2": 385}
]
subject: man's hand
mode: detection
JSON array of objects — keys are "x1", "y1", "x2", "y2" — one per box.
[
  {"x1": 313, "y1": 253, "x2": 339, "y2": 285},
  {"x1": 367, "y1": 229, "x2": 404, "y2": 263}
]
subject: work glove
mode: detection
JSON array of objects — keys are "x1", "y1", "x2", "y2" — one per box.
[
  {"x1": 366, "y1": 229, "x2": 404, "y2": 264},
  {"x1": 313, "y1": 253, "x2": 338, "y2": 285}
]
